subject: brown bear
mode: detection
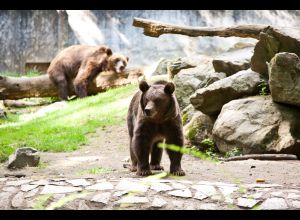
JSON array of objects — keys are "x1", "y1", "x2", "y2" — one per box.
[
  {"x1": 47, "y1": 45, "x2": 128, "y2": 100},
  {"x1": 127, "y1": 80, "x2": 185, "y2": 176}
]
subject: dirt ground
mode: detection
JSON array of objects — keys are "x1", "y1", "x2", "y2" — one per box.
[{"x1": 1, "y1": 124, "x2": 300, "y2": 188}]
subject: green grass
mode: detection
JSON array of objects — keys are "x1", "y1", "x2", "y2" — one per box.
[
  {"x1": 0, "y1": 69, "x2": 42, "y2": 77},
  {"x1": 76, "y1": 167, "x2": 114, "y2": 175},
  {"x1": 0, "y1": 84, "x2": 137, "y2": 162}
]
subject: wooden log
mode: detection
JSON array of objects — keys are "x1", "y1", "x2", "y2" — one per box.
[
  {"x1": 132, "y1": 17, "x2": 270, "y2": 39},
  {"x1": 0, "y1": 68, "x2": 143, "y2": 100},
  {"x1": 224, "y1": 154, "x2": 298, "y2": 161}
]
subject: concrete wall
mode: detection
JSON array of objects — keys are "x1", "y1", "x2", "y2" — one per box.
[{"x1": 0, "y1": 10, "x2": 299, "y2": 73}]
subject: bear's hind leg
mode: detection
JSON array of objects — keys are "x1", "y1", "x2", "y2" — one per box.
[
  {"x1": 51, "y1": 75, "x2": 69, "y2": 100},
  {"x1": 150, "y1": 141, "x2": 164, "y2": 171}
]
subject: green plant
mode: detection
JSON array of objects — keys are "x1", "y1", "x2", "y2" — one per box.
[
  {"x1": 181, "y1": 113, "x2": 188, "y2": 125},
  {"x1": 224, "y1": 147, "x2": 242, "y2": 158},
  {"x1": 258, "y1": 80, "x2": 270, "y2": 96}
]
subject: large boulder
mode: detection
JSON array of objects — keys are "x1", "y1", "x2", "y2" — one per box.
[
  {"x1": 212, "y1": 96, "x2": 300, "y2": 156},
  {"x1": 212, "y1": 46, "x2": 253, "y2": 76},
  {"x1": 8, "y1": 147, "x2": 40, "y2": 169},
  {"x1": 190, "y1": 69, "x2": 263, "y2": 115},
  {"x1": 183, "y1": 111, "x2": 216, "y2": 146},
  {"x1": 173, "y1": 55, "x2": 225, "y2": 109},
  {"x1": 269, "y1": 52, "x2": 300, "y2": 107},
  {"x1": 251, "y1": 27, "x2": 300, "y2": 76}
]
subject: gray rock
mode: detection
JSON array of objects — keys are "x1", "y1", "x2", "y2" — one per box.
[
  {"x1": 291, "y1": 200, "x2": 300, "y2": 209},
  {"x1": 30, "y1": 180, "x2": 49, "y2": 185},
  {"x1": 251, "y1": 27, "x2": 300, "y2": 76},
  {"x1": 115, "y1": 179, "x2": 149, "y2": 193},
  {"x1": 181, "y1": 104, "x2": 197, "y2": 125},
  {"x1": 259, "y1": 198, "x2": 288, "y2": 210},
  {"x1": 270, "y1": 191, "x2": 284, "y2": 197},
  {"x1": 269, "y1": 52, "x2": 300, "y2": 107},
  {"x1": 8, "y1": 147, "x2": 40, "y2": 169},
  {"x1": 86, "y1": 182, "x2": 114, "y2": 191},
  {"x1": 213, "y1": 46, "x2": 253, "y2": 76},
  {"x1": 77, "y1": 200, "x2": 90, "y2": 210},
  {"x1": 198, "y1": 203, "x2": 219, "y2": 210},
  {"x1": 212, "y1": 96, "x2": 300, "y2": 155},
  {"x1": 21, "y1": 184, "x2": 39, "y2": 192},
  {"x1": 2, "y1": 186, "x2": 19, "y2": 192},
  {"x1": 0, "y1": 107, "x2": 7, "y2": 118},
  {"x1": 113, "y1": 191, "x2": 128, "y2": 197},
  {"x1": 150, "y1": 182, "x2": 173, "y2": 192},
  {"x1": 48, "y1": 181, "x2": 68, "y2": 186},
  {"x1": 190, "y1": 69, "x2": 263, "y2": 115},
  {"x1": 287, "y1": 193, "x2": 300, "y2": 200},
  {"x1": 237, "y1": 198, "x2": 260, "y2": 208},
  {"x1": 170, "y1": 182, "x2": 187, "y2": 189},
  {"x1": 0, "y1": 177, "x2": 8, "y2": 182},
  {"x1": 194, "y1": 191, "x2": 209, "y2": 200},
  {"x1": 0, "y1": 192, "x2": 12, "y2": 209},
  {"x1": 152, "y1": 58, "x2": 172, "y2": 76},
  {"x1": 24, "y1": 188, "x2": 39, "y2": 198},
  {"x1": 11, "y1": 191, "x2": 25, "y2": 208},
  {"x1": 151, "y1": 198, "x2": 167, "y2": 208},
  {"x1": 40, "y1": 185, "x2": 82, "y2": 194},
  {"x1": 167, "y1": 189, "x2": 192, "y2": 198},
  {"x1": 91, "y1": 192, "x2": 111, "y2": 205},
  {"x1": 191, "y1": 185, "x2": 217, "y2": 197},
  {"x1": 6, "y1": 179, "x2": 32, "y2": 186},
  {"x1": 183, "y1": 111, "x2": 215, "y2": 146},
  {"x1": 173, "y1": 55, "x2": 220, "y2": 109},
  {"x1": 66, "y1": 179, "x2": 92, "y2": 187},
  {"x1": 116, "y1": 196, "x2": 149, "y2": 204}
]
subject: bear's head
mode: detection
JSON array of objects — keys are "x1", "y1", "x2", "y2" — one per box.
[
  {"x1": 107, "y1": 53, "x2": 129, "y2": 73},
  {"x1": 139, "y1": 80, "x2": 179, "y2": 122}
]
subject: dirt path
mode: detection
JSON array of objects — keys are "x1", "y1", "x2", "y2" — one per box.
[{"x1": 1, "y1": 125, "x2": 300, "y2": 188}]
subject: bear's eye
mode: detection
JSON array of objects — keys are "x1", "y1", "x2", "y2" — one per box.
[{"x1": 115, "y1": 58, "x2": 120, "y2": 63}]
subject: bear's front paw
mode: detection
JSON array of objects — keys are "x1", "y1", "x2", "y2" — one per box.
[
  {"x1": 150, "y1": 164, "x2": 164, "y2": 171},
  {"x1": 136, "y1": 169, "x2": 152, "y2": 176},
  {"x1": 170, "y1": 168, "x2": 185, "y2": 176}
]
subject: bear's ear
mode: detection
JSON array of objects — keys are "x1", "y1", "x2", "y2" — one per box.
[
  {"x1": 164, "y1": 82, "x2": 175, "y2": 94},
  {"x1": 139, "y1": 80, "x2": 149, "y2": 93},
  {"x1": 106, "y1": 48, "x2": 113, "y2": 56},
  {"x1": 126, "y1": 56, "x2": 129, "y2": 62}
]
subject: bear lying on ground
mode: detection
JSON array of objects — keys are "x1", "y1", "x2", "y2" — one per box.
[
  {"x1": 47, "y1": 45, "x2": 128, "y2": 100},
  {"x1": 127, "y1": 80, "x2": 185, "y2": 176}
]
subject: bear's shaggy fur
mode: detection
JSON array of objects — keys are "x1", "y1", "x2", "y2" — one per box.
[
  {"x1": 47, "y1": 45, "x2": 128, "y2": 100},
  {"x1": 127, "y1": 80, "x2": 185, "y2": 176}
]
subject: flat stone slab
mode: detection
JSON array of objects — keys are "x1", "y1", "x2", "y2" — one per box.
[
  {"x1": 168, "y1": 189, "x2": 192, "y2": 198},
  {"x1": 287, "y1": 193, "x2": 300, "y2": 200},
  {"x1": 191, "y1": 185, "x2": 217, "y2": 197},
  {"x1": 6, "y1": 179, "x2": 32, "y2": 186},
  {"x1": 86, "y1": 182, "x2": 114, "y2": 191},
  {"x1": 237, "y1": 198, "x2": 260, "y2": 208},
  {"x1": 115, "y1": 180, "x2": 149, "y2": 193},
  {"x1": 24, "y1": 188, "x2": 39, "y2": 198},
  {"x1": 270, "y1": 191, "x2": 284, "y2": 197},
  {"x1": 194, "y1": 191, "x2": 209, "y2": 200},
  {"x1": 91, "y1": 192, "x2": 111, "y2": 205},
  {"x1": 199, "y1": 203, "x2": 219, "y2": 210},
  {"x1": 11, "y1": 192, "x2": 25, "y2": 208},
  {"x1": 66, "y1": 179, "x2": 92, "y2": 187},
  {"x1": 151, "y1": 198, "x2": 167, "y2": 208},
  {"x1": 2, "y1": 186, "x2": 18, "y2": 192},
  {"x1": 40, "y1": 185, "x2": 82, "y2": 194},
  {"x1": 116, "y1": 196, "x2": 149, "y2": 204},
  {"x1": 259, "y1": 198, "x2": 288, "y2": 210},
  {"x1": 0, "y1": 192, "x2": 13, "y2": 209},
  {"x1": 291, "y1": 200, "x2": 300, "y2": 209},
  {"x1": 30, "y1": 180, "x2": 49, "y2": 186},
  {"x1": 113, "y1": 191, "x2": 128, "y2": 197},
  {"x1": 150, "y1": 182, "x2": 173, "y2": 192},
  {"x1": 78, "y1": 200, "x2": 90, "y2": 210},
  {"x1": 21, "y1": 184, "x2": 39, "y2": 192},
  {"x1": 171, "y1": 182, "x2": 187, "y2": 189}
]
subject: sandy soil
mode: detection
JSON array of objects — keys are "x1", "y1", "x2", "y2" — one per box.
[{"x1": 1, "y1": 125, "x2": 300, "y2": 188}]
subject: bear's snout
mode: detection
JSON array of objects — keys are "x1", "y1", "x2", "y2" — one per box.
[{"x1": 144, "y1": 101, "x2": 156, "y2": 117}]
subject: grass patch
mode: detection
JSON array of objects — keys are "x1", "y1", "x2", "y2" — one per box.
[
  {"x1": 0, "y1": 84, "x2": 137, "y2": 162},
  {"x1": 0, "y1": 69, "x2": 42, "y2": 77},
  {"x1": 76, "y1": 167, "x2": 114, "y2": 175}
]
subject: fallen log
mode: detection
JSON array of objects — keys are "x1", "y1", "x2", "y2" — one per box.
[
  {"x1": 224, "y1": 154, "x2": 298, "y2": 162},
  {"x1": 132, "y1": 17, "x2": 269, "y2": 39},
  {"x1": 0, "y1": 68, "x2": 143, "y2": 100}
]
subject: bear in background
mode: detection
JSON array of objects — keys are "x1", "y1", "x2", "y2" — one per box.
[
  {"x1": 127, "y1": 80, "x2": 185, "y2": 176},
  {"x1": 47, "y1": 45, "x2": 128, "y2": 100}
]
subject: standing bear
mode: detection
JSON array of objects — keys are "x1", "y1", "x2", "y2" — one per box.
[
  {"x1": 47, "y1": 45, "x2": 128, "y2": 100},
  {"x1": 127, "y1": 80, "x2": 185, "y2": 176}
]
